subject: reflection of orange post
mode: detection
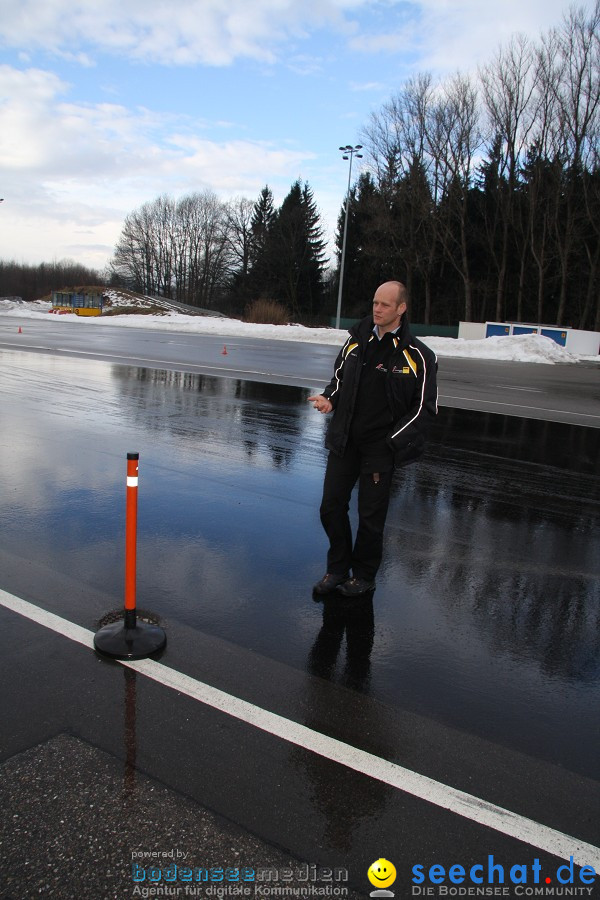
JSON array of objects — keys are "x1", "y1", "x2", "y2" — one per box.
[
  {"x1": 94, "y1": 452, "x2": 167, "y2": 660},
  {"x1": 124, "y1": 453, "x2": 139, "y2": 629},
  {"x1": 123, "y1": 668, "x2": 137, "y2": 795}
]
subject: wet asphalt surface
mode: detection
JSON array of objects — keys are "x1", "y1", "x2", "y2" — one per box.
[
  {"x1": 0, "y1": 344, "x2": 599, "y2": 899},
  {"x1": 1, "y1": 315, "x2": 599, "y2": 425}
]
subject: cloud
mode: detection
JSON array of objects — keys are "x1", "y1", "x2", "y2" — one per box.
[
  {"x1": 0, "y1": 65, "x2": 312, "y2": 188},
  {"x1": 286, "y1": 54, "x2": 326, "y2": 76},
  {"x1": 349, "y1": 80, "x2": 388, "y2": 92},
  {"x1": 346, "y1": 0, "x2": 577, "y2": 75},
  {"x1": 0, "y1": 1, "x2": 583, "y2": 272},
  {"x1": 0, "y1": 0, "x2": 580, "y2": 74},
  {"x1": 0, "y1": 66, "x2": 160, "y2": 181},
  {"x1": 0, "y1": 64, "x2": 317, "y2": 268},
  {"x1": 413, "y1": 0, "x2": 575, "y2": 73},
  {"x1": 165, "y1": 134, "x2": 313, "y2": 193},
  {"x1": 348, "y1": 6, "x2": 420, "y2": 56},
  {"x1": 0, "y1": 0, "x2": 354, "y2": 67}
]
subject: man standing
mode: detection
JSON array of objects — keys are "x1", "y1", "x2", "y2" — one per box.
[{"x1": 308, "y1": 281, "x2": 438, "y2": 597}]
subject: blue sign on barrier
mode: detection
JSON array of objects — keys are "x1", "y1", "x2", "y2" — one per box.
[
  {"x1": 512, "y1": 326, "x2": 538, "y2": 336},
  {"x1": 485, "y1": 323, "x2": 510, "y2": 337},
  {"x1": 540, "y1": 328, "x2": 568, "y2": 347}
]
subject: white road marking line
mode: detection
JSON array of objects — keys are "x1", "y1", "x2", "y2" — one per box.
[
  {"x1": 1, "y1": 587, "x2": 599, "y2": 869},
  {"x1": 489, "y1": 385, "x2": 544, "y2": 393},
  {"x1": 438, "y1": 394, "x2": 600, "y2": 420},
  {"x1": 3, "y1": 344, "x2": 598, "y2": 421},
  {"x1": 0, "y1": 343, "x2": 303, "y2": 382},
  {"x1": 0, "y1": 590, "x2": 94, "y2": 649}
]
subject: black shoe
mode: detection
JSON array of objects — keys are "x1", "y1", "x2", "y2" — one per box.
[
  {"x1": 313, "y1": 573, "x2": 348, "y2": 595},
  {"x1": 337, "y1": 576, "x2": 375, "y2": 597}
]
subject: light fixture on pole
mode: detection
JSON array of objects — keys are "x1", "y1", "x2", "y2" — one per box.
[{"x1": 335, "y1": 144, "x2": 362, "y2": 330}]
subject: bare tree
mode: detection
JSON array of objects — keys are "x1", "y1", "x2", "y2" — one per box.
[
  {"x1": 480, "y1": 34, "x2": 538, "y2": 321},
  {"x1": 225, "y1": 196, "x2": 255, "y2": 282},
  {"x1": 112, "y1": 190, "x2": 233, "y2": 307},
  {"x1": 112, "y1": 201, "x2": 158, "y2": 295},
  {"x1": 150, "y1": 195, "x2": 176, "y2": 298},
  {"x1": 545, "y1": 0, "x2": 600, "y2": 324},
  {"x1": 426, "y1": 72, "x2": 483, "y2": 321},
  {"x1": 176, "y1": 191, "x2": 232, "y2": 307},
  {"x1": 360, "y1": 73, "x2": 440, "y2": 320},
  {"x1": 517, "y1": 32, "x2": 564, "y2": 326},
  {"x1": 393, "y1": 74, "x2": 439, "y2": 322}
]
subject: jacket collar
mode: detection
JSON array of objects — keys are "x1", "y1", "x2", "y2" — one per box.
[{"x1": 351, "y1": 313, "x2": 412, "y2": 349}]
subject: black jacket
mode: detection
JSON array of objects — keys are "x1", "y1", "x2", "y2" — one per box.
[{"x1": 322, "y1": 315, "x2": 438, "y2": 466}]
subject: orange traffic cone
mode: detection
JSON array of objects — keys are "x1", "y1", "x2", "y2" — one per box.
[{"x1": 221, "y1": 345, "x2": 228, "y2": 355}]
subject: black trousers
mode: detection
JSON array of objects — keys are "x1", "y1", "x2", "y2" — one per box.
[{"x1": 319, "y1": 439, "x2": 394, "y2": 580}]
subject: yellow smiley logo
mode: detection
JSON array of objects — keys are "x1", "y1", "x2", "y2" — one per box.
[{"x1": 367, "y1": 858, "x2": 397, "y2": 889}]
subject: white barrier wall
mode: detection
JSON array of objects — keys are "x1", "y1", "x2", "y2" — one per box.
[
  {"x1": 566, "y1": 329, "x2": 600, "y2": 355},
  {"x1": 458, "y1": 322, "x2": 486, "y2": 340},
  {"x1": 458, "y1": 321, "x2": 599, "y2": 355}
]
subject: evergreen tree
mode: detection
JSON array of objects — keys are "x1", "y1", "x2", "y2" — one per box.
[
  {"x1": 238, "y1": 185, "x2": 275, "y2": 303},
  {"x1": 334, "y1": 172, "x2": 391, "y2": 318},
  {"x1": 268, "y1": 180, "x2": 327, "y2": 320},
  {"x1": 250, "y1": 187, "x2": 275, "y2": 268}
]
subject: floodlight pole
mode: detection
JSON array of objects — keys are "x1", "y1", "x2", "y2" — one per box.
[{"x1": 335, "y1": 145, "x2": 362, "y2": 331}]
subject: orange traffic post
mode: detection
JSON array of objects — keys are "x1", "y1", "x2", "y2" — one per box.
[
  {"x1": 94, "y1": 453, "x2": 166, "y2": 660},
  {"x1": 124, "y1": 452, "x2": 139, "y2": 628}
]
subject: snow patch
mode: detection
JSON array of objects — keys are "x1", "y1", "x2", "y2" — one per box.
[{"x1": 1, "y1": 299, "x2": 597, "y2": 365}]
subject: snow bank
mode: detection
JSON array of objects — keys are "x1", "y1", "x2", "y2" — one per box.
[
  {"x1": 1, "y1": 298, "x2": 597, "y2": 365},
  {"x1": 1, "y1": 299, "x2": 52, "y2": 314},
  {"x1": 425, "y1": 333, "x2": 585, "y2": 365}
]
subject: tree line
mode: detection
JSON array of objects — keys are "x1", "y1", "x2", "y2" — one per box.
[
  {"x1": 109, "y1": 181, "x2": 327, "y2": 322},
  {"x1": 1, "y1": 2, "x2": 598, "y2": 328},
  {"x1": 0, "y1": 259, "x2": 103, "y2": 304},
  {"x1": 351, "y1": 0, "x2": 600, "y2": 328},
  {"x1": 109, "y1": 1, "x2": 598, "y2": 328}
]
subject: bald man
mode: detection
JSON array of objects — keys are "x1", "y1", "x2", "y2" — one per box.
[{"x1": 309, "y1": 281, "x2": 438, "y2": 597}]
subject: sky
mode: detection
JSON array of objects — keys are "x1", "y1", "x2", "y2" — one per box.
[{"x1": 0, "y1": 0, "x2": 591, "y2": 274}]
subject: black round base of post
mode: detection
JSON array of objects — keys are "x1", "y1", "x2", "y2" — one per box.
[{"x1": 94, "y1": 620, "x2": 167, "y2": 660}]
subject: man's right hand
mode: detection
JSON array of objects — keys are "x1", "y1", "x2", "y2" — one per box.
[{"x1": 308, "y1": 394, "x2": 333, "y2": 414}]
